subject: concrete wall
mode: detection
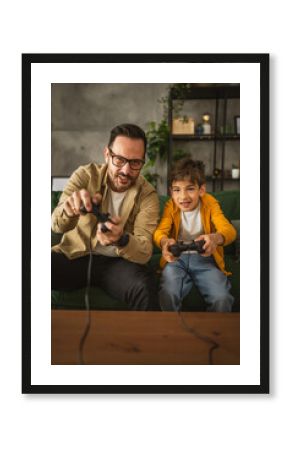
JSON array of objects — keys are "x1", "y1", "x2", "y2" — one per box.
[
  {"x1": 51, "y1": 83, "x2": 167, "y2": 175},
  {"x1": 51, "y1": 84, "x2": 240, "y2": 194}
]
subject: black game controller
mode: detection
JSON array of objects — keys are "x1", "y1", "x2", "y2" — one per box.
[
  {"x1": 80, "y1": 202, "x2": 129, "y2": 247},
  {"x1": 168, "y1": 239, "x2": 206, "y2": 257},
  {"x1": 80, "y1": 203, "x2": 112, "y2": 232}
]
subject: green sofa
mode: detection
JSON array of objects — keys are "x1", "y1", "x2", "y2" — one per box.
[{"x1": 51, "y1": 190, "x2": 240, "y2": 312}]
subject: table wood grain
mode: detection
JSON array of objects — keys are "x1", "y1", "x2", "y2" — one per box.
[{"x1": 51, "y1": 310, "x2": 240, "y2": 365}]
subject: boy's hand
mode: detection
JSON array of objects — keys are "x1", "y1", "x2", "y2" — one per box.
[
  {"x1": 160, "y1": 237, "x2": 178, "y2": 263},
  {"x1": 196, "y1": 233, "x2": 224, "y2": 256},
  {"x1": 96, "y1": 216, "x2": 124, "y2": 246}
]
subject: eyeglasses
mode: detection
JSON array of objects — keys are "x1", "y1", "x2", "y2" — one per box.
[{"x1": 108, "y1": 147, "x2": 145, "y2": 171}]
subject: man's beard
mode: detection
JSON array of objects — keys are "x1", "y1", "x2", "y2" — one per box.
[{"x1": 108, "y1": 170, "x2": 138, "y2": 192}]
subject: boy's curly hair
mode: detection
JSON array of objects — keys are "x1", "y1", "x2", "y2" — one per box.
[{"x1": 170, "y1": 158, "x2": 206, "y2": 187}]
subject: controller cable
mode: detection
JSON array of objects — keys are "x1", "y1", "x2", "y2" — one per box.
[
  {"x1": 78, "y1": 204, "x2": 105, "y2": 364},
  {"x1": 176, "y1": 252, "x2": 220, "y2": 365},
  {"x1": 77, "y1": 204, "x2": 129, "y2": 364},
  {"x1": 78, "y1": 236, "x2": 93, "y2": 365}
]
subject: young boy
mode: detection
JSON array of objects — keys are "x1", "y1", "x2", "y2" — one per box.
[{"x1": 153, "y1": 158, "x2": 237, "y2": 312}]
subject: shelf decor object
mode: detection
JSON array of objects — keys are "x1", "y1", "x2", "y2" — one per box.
[
  {"x1": 172, "y1": 116, "x2": 195, "y2": 134},
  {"x1": 232, "y1": 164, "x2": 240, "y2": 179},
  {"x1": 235, "y1": 115, "x2": 240, "y2": 135},
  {"x1": 202, "y1": 112, "x2": 211, "y2": 134},
  {"x1": 213, "y1": 167, "x2": 222, "y2": 178}
]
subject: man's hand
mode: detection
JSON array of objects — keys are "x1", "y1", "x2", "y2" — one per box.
[
  {"x1": 96, "y1": 216, "x2": 124, "y2": 246},
  {"x1": 160, "y1": 237, "x2": 178, "y2": 263},
  {"x1": 196, "y1": 233, "x2": 224, "y2": 257},
  {"x1": 63, "y1": 190, "x2": 102, "y2": 217}
]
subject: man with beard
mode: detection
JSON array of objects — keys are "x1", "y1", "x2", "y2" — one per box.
[{"x1": 51, "y1": 124, "x2": 160, "y2": 310}]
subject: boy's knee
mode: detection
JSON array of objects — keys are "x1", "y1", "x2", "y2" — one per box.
[
  {"x1": 207, "y1": 296, "x2": 233, "y2": 312},
  {"x1": 160, "y1": 296, "x2": 178, "y2": 312}
]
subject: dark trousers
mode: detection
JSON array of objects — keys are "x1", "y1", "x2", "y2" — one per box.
[{"x1": 51, "y1": 252, "x2": 159, "y2": 311}]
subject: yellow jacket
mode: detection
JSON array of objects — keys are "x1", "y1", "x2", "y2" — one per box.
[
  {"x1": 153, "y1": 193, "x2": 237, "y2": 275},
  {"x1": 52, "y1": 163, "x2": 159, "y2": 264}
]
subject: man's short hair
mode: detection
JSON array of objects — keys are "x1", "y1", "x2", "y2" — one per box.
[
  {"x1": 108, "y1": 124, "x2": 147, "y2": 153},
  {"x1": 170, "y1": 158, "x2": 206, "y2": 187}
]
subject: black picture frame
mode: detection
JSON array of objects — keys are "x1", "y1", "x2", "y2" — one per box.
[{"x1": 22, "y1": 53, "x2": 269, "y2": 394}]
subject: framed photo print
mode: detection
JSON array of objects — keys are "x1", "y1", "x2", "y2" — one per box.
[{"x1": 22, "y1": 53, "x2": 269, "y2": 394}]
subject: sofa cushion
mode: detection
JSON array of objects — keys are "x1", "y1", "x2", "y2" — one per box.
[
  {"x1": 231, "y1": 219, "x2": 240, "y2": 261},
  {"x1": 52, "y1": 287, "x2": 129, "y2": 310},
  {"x1": 51, "y1": 191, "x2": 62, "y2": 211},
  {"x1": 211, "y1": 190, "x2": 240, "y2": 221}
]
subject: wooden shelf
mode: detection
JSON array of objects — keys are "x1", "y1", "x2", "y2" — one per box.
[
  {"x1": 170, "y1": 84, "x2": 240, "y2": 100},
  {"x1": 171, "y1": 134, "x2": 240, "y2": 141},
  {"x1": 207, "y1": 176, "x2": 240, "y2": 182},
  {"x1": 168, "y1": 84, "x2": 240, "y2": 192}
]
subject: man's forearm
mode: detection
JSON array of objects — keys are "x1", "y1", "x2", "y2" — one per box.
[
  {"x1": 51, "y1": 204, "x2": 79, "y2": 233},
  {"x1": 117, "y1": 234, "x2": 153, "y2": 264}
]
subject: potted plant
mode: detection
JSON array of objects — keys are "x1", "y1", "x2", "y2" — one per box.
[{"x1": 142, "y1": 84, "x2": 191, "y2": 187}]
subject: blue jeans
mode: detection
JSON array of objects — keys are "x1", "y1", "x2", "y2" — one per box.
[{"x1": 159, "y1": 253, "x2": 234, "y2": 312}]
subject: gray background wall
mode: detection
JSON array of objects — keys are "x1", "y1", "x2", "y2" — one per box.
[
  {"x1": 51, "y1": 83, "x2": 240, "y2": 194},
  {"x1": 51, "y1": 83, "x2": 167, "y2": 174}
]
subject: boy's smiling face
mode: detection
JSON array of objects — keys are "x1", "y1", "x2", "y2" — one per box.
[{"x1": 171, "y1": 179, "x2": 205, "y2": 211}]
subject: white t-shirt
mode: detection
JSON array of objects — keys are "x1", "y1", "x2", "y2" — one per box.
[
  {"x1": 178, "y1": 202, "x2": 204, "y2": 245},
  {"x1": 94, "y1": 189, "x2": 127, "y2": 257}
]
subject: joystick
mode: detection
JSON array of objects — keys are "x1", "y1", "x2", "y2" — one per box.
[
  {"x1": 168, "y1": 239, "x2": 206, "y2": 257},
  {"x1": 80, "y1": 202, "x2": 129, "y2": 247},
  {"x1": 80, "y1": 203, "x2": 112, "y2": 232}
]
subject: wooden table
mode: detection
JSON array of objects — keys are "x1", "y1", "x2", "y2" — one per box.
[{"x1": 51, "y1": 310, "x2": 240, "y2": 365}]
